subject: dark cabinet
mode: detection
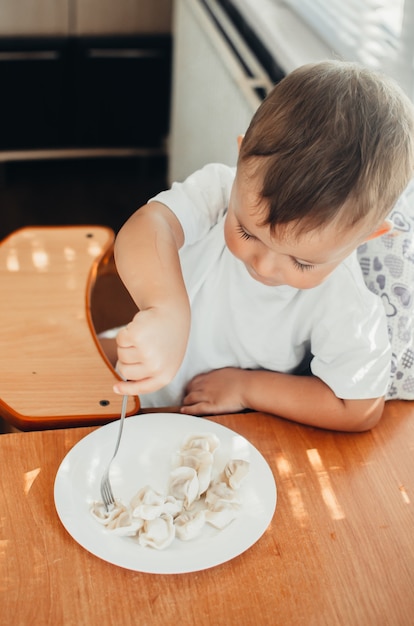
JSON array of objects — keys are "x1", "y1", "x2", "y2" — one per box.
[
  {"x1": 0, "y1": 39, "x2": 70, "y2": 150},
  {"x1": 74, "y1": 37, "x2": 171, "y2": 148},
  {"x1": 0, "y1": 35, "x2": 171, "y2": 151}
]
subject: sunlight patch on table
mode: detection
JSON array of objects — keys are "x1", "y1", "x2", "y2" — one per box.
[
  {"x1": 0, "y1": 538, "x2": 8, "y2": 557},
  {"x1": 306, "y1": 448, "x2": 345, "y2": 520},
  {"x1": 24, "y1": 467, "x2": 41, "y2": 495},
  {"x1": 275, "y1": 452, "x2": 308, "y2": 526},
  {"x1": 399, "y1": 485, "x2": 410, "y2": 504},
  {"x1": 0, "y1": 539, "x2": 10, "y2": 592}
]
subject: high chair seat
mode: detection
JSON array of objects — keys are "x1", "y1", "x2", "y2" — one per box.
[{"x1": 0, "y1": 226, "x2": 139, "y2": 430}]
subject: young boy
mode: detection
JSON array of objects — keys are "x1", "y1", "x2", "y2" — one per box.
[{"x1": 108, "y1": 61, "x2": 414, "y2": 431}]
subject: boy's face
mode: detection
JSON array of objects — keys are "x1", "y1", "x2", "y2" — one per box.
[{"x1": 224, "y1": 167, "x2": 371, "y2": 290}]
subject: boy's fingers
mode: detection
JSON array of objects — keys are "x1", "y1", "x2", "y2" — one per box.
[
  {"x1": 113, "y1": 377, "x2": 164, "y2": 396},
  {"x1": 116, "y1": 346, "x2": 143, "y2": 365},
  {"x1": 113, "y1": 379, "x2": 146, "y2": 396},
  {"x1": 116, "y1": 325, "x2": 134, "y2": 348}
]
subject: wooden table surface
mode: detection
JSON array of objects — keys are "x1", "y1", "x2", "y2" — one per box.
[{"x1": 1, "y1": 401, "x2": 414, "y2": 626}]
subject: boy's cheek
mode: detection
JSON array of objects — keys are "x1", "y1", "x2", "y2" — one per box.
[
  {"x1": 294, "y1": 269, "x2": 336, "y2": 290},
  {"x1": 224, "y1": 229, "x2": 243, "y2": 261},
  {"x1": 223, "y1": 220, "x2": 236, "y2": 253}
]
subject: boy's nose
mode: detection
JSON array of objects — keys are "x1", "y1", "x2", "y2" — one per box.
[{"x1": 251, "y1": 254, "x2": 281, "y2": 281}]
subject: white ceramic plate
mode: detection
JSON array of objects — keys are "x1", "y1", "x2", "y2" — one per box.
[{"x1": 54, "y1": 413, "x2": 277, "y2": 574}]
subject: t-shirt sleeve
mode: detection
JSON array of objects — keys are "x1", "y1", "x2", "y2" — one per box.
[
  {"x1": 149, "y1": 163, "x2": 235, "y2": 246},
  {"x1": 309, "y1": 256, "x2": 391, "y2": 400}
]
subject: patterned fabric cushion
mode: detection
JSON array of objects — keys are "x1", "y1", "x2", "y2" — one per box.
[{"x1": 357, "y1": 179, "x2": 414, "y2": 400}]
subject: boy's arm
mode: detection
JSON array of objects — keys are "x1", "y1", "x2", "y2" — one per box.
[
  {"x1": 181, "y1": 367, "x2": 384, "y2": 432},
  {"x1": 113, "y1": 201, "x2": 191, "y2": 396}
]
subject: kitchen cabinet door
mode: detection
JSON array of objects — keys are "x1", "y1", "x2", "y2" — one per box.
[
  {"x1": 0, "y1": 39, "x2": 72, "y2": 150},
  {"x1": 72, "y1": 36, "x2": 171, "y2": 148}
]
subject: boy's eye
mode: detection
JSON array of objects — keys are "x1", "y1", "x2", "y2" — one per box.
[
  {"x1": 292, "y1": 259, "x2": 315, "y2": 272},
  {"x1": 236, "y1": 224, "x2": 254, "y2": 240}
]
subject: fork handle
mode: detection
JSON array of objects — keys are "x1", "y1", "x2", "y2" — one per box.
[{"x1": 112, "y1": 394, "x2": 128, "y2": 458}]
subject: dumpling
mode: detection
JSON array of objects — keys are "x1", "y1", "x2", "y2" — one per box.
[
  {"x1": 204, "y1": 481, "x2": 241, "y2": 530},
  {"x1": 174, "y1": 509, "x2": 206, "y2": 541},
  {"x1": 130, "y1": 485, "x2": 166, "y2": 520},
  {"x1": 138, "y1": 513, "x2": 175, "y2": 550},
  {"x1": 90, "y1": 499, "x2": 128, "y2": 525},
  {"x1": 162, "y1": 494, "x2": 183, "y2": 517},
  {"x1": 90, "y1": 500, "x2": 143, "y2": 536},
  {"x1": 169, "y1": 466, "x2": 199, "y2": 509},
  {"x1": 220, "y1": 459, "x2": 250, "y2": 490},
  {"x1": 179, "y1": 447, "x2": 214, "y2": 496},
  {"x1": 205, "y1": 482, "x2": 241, "y2": 511},
  {"x1": 205, "y1": 504, "x2": 240, "y2": 529},
  {"x1": 181, "y1": 433, "x2": 220, "y2": 454},
  {"x1": 90, "y1": 500, "x2": 115, "y2": 523},
  {"x1": 110, "y1": 516, "x2": 144, "y2": 537}
]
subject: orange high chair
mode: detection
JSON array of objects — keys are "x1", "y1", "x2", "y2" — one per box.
[{"x1": 0, "y1": 226, "x2": 140, "y2": 430}]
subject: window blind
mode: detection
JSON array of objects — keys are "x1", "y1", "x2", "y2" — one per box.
[{"x1": 282, "y1": 0, "x2": 414, "y2": 100}]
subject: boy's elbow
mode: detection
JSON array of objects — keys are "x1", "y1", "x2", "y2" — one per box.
[{"x1": 343, "y1": 396, "x2": 385, "y2": 432}]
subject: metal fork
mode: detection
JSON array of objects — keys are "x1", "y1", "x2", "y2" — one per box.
[{"x1": 100, "y1": 394, "x2": 128, "y2": 510}]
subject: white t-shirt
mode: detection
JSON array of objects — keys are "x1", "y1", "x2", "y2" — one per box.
[{"x1": 140, "y1": 163, "x2": 391, "y2": 408}]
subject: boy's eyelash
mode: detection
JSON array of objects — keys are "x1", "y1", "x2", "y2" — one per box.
[
  {"x1": 236, "y1": 224, "x2": 254, "y2": 240},
  {"x1": 292, "y1": 259, "x2": 315, "y2": 272},
  {"x1": 236, "y1": 224, "x2": 315, "y2": 271}
]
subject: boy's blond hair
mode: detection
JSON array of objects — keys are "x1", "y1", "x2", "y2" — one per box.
[{"x1": 239, "y1": 61, "x2": 414, "y2": 236}]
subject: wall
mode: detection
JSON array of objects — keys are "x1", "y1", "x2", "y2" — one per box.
[{"x1": 0, "y1": 0, "x2": 172, "y2": 36}]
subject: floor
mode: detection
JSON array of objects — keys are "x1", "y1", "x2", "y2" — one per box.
[{"x1": 0, "y1": 155, "x2": 168, "y2": 242}]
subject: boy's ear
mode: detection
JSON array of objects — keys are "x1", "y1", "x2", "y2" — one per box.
[
  {"x1": 237, "y1": 135, "x2": 244, "y2": 151},
  {"x1": 365, "y1": 219, "x2": 393, "y2": 241}
]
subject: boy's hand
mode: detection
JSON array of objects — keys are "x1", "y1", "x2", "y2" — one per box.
[
  {"x1": 181, "y1": 368, "x2": 247, "y2": 415},
  {"x1": 113, "y1": 306, "x2": 189, "y2": 396}
]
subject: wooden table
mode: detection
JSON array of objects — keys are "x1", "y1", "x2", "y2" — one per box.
[{"x1": 1, "y1": 401, "x2": 414, "y2": 626}]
